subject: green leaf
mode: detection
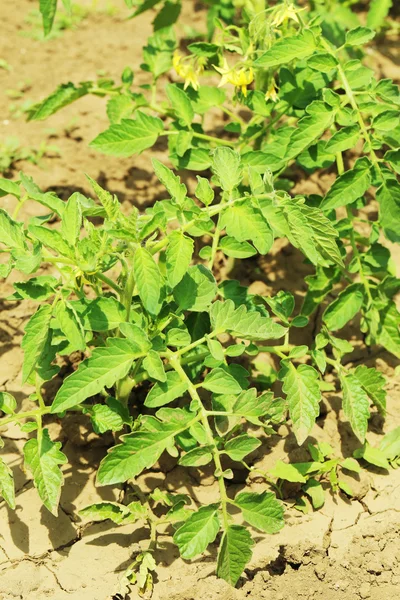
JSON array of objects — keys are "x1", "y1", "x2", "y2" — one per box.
[
  {"x1": 178, "y1": 446, "x2": 213, "y2": 467},
  {"x1": 367, "y1": 0, "x2": 392, "y2": 30},
  {"x1": 281, "y1": 363, "x2": 321, "y2": 445},
  {"x1": 216, "y1": 525, "x2": 253, "y2": 586},
  {"x1": 270, "y1": 460, "x2": 307, "y2": 483},
  {"x1": 195, "y1": 176, "x2": 214, "y2": 206},
  {"x1": 51, "y1": 338, "x2": 143, "y2": 413},
  {"x1": 203, "y1": 368, "x2": 242, "y2": 395},
  {"x1": 231, "y1": 389, "x2": 277, "y2": 424},
  {"x1": 143, "y1": 349, "x2": 166, "y2": 383},
  {"x1": 303, "y1": 479, "x2": 325, "y2": 509},
  {"x1": 323, "y1": 283, "x2": 365, "y2": 331},
  {"x1": 106, "y1": 95, "x2": 134, "y2": 124},
  {"x1": 0, "y1": 209, "x2": 26, "y2": 251},
  {"x1": 373, "y1": 110, "x2": 399, "y2": 132},
  {"x1": 28, "y1": 82, "x2": 90, "y2": 120},
  {"x1": 346, "y1": 27, "x2": 375, "y2": 46},
  {"x1": 86, "y1": 176, "x2": 120, "y2": 221},
  {"x1": 28, "y1": 225, "x2": 73, "y2": 258},
  {"x1": 307, "y1": 53, "x2": 338, "y2": 73},
  {"x1": 152, "y1": 159, "x2": 187, "y2": 206},
  {"x1": 211, "y1": 299, "x2": 287, "y2": 341},
  {"x1": 39, "y1": 0, "x2": 57, "y2": 36},
  {"x1": 354, "y1": 443, "x2": 390, "y2": 470},
  {"x1": 286, "y1": 102, "x2": 335, "y2": 160},
  {"x1": 341, "y1": 457, "x2": 361, "y2": 473},
  {"x1": 322, "y1": 157, "x2": 371, "y2": 210},
  {"x1": 20, "y1": 173, "x2": 65, "y2": 216},
  {"x1": 0, "y1": 458, "x2": 15, "y2": 509},
  {"x1": 212, "y1": 148, "x2": 242, "y2": 192},
  {"x1": 54, "y1": 301, "x2": 86, "y2": 352},
  {"x1": 379, "y1": 427, "x2": 400, "y2": 460},
  {"x1": 219, "y1": 237, "x2": 256, "y2": 259},
  {"x1": 235, "y1": 491, "x2": 284, "y2": 533},
  {"x1": 340, "y1": 374, "x2": 370, "y2": 443},
  {"x1": 79, "y1": 501, "x2": 140, "y2": 524},
  {"x1": 61, "y1": 194, "x2": 82, "y2": 246},
  {"x1": 153, "y1": 0, "x2": 181, "y2": 30},
  {"x1": 174, "y1": 504, "x2": 220, "y2": 559},
  {"x1": 0, "y1": 392, "x2": 17, "y2": 415},
  {"x1": 220, "y1": 201, "x2": 273, "y2": 255},
  {"x1": 70, "y1": 297, "x2": 125, "y2": 332},
  {"x1": 97, "y1": 420, "x2": 191, "y2": 485},
  {"x1": 378, "y1": 302, "x2": 400, "y2": 358},
  {"x1": 23, "y1": 429, "x2": 67, "y2": 514},
  {"x1": 22, "y1": 305, "x2": 53, "y2": 384},
  {"x1": 166, "y1": 84, "x2": 194, "y2": 127},
  {"x1": 224, "y1": 434, "x2": 261, "y2": 461},
  {"x1": 255, "y1": 30, "x2": 316, "y2": 68},
  {"x1": 376, "y1": 177, "x2": 400, "y2": 243},
  {"x1": 145, "y1": 371, "x2": 188, "y2": 408},
  {"x1": 89, "y1": 402, "x2": 125, "y2": 434},
  {"x1": 90, "y1": 112, "x2": 164, "y2": 157},
  {"x1": 324, "y1": 125, "x2": 360, "y2": 154},
  {"x1": 134, "y1": 246, "x2": 162, "y2": 315},
  {"x1": 173, "y1": 265, "x2": 217, "y2": 312},
  {"x1": 166, "y1": 231, "x2": 194, "y2": 288},
  {"x1": 0, "y1": 178, "x2": 21, "y2": 199},
  {"x1": 353, "y1": 365, "x2": 386, "y2": 415}
]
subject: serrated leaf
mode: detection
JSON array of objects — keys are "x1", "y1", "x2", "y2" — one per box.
[
  {"x1": 220, "y1": 201, "x2": 273, "y2": 255},
  {"x1": 97, "y1": 420, "x2": 191, "y2": 485},
  {"x1": 70, "y1": 297, "x2": 126, "y2": 332},
  {"x1": 173, "y1": 265, "x2": 217, "y2": 312},
  {"x1": 0, "y1": 178, "x2": 21, "y2": 199},
  {"x1": 0, "y1": 392, "x2": 17, "y2": 415},
  {"x1": 281, "y1": 363, "x2": 321, "y2": 445},
  {"x1": 143, "y1": 349, "x2": 166, "y2": 382},
  {"x1": 0, "y1": 458, "x2": 15, "y2": 509},
  {"x1": 178, "y1": 446, "x2": 213, "y2": 467},
  {"x1": 322, "y1": 157, "x2": 371, "y2": 210},
  {"x1": 174, "y1": 504, "x2": 220, "y2": 559},
  {"x1": 340, "y1": 374, "x2": 370, "y2": 443},
  {"x1": 134, "y1": 246, "x2": 162, "y2": 315},
  {"x1": 286, "y1": 101, "x2": 335, "y2": 159},
  {"x1": 367, "y1": 0, "x2": 392, "y2": 30},
  {"x1": 166, "y1": 231, "x2": 194, "y2": 288},
  {"x1": 211, "y1": 299, "x2": 287, "y2": 341},
  {"x1": 270, "y1": 460, "x2": 307, "y2": 483},
  {"x1": 195, "y1": 176, "x2": 214, "y2": 206},
  {"x1": 20, "y1": 173, "x2": 65, "y2": 216},
  {"x1": 61, "y1": 194, "x2": 82, "y2": 246},
  {"x1": 255, "y1": 30, "x2": 316, "y2": 68},
  {"x1": 86, "y1": 176, "x2": 120, "y2": 221},
  {"x1": 377, "y1": 177, "x2": 400, "y2": 243},
  {"x1": 235, "y1": 491, "x2": 284, "y2": 533},
  {"x1": 23, "y1": 429, "x2": 67, "y2": 514},
  {"x1": 307, "y1": 53, "x2": 338, "y2": 73},
  {"x1": 89, "y1": 403, "x2": 125, "y2": 434},
  {"x1": 378, "y1": 302, "x2": 400, "y2": 358},
  {"x1": 323, "y1": 283, "x2": 365, "y2": 331},
  {"x1": 28, "y1": 225, "x2": 73, "y2": 258},
  {"x1": 216, "y1": 525, "x2": 253, "y2": 586},
  {"x1": 145, "y1": 371, "x2": 188, "y2": 408},
  {"x1": 346, "y1": 27, "x2": 375, "y2": 46},
  {"x1": 166, "y1": 84, "x2": 194, "y2": 127},
  {"x1": 212, "y1": 148, "x2": 242, "y2": 192},
  {"x1": 54, "y1": 301, "x2": 86, "y2": 352},
  {"x1": 106, "y1": 95, "x2": 134, "y2": 124},
  {"x1": 39, "y1": 0, "x2": 57, "y2": 35},
  {"x1": 152, "y1": 159, "x2": 187, "y2": 206},
  {"x1": 51, "y1": 338, "x2": 142, "y2": 413},
  {"x1": 90, "y1": 112, "x2": 164, "y2": 157},
  {"x1": 0, "y1": 209, "x2": 26, "y2": 251},
  {"x1": 231, "y1": 389, "x2": 276, "y2": 424},
  {"x1": 79, "y1": 501, "x2": 137, "y2": 524},
  {"x1": 28, "y1": 82, "x2": 90, "y2": 120},
  {"x1": 219, "y1": 236, "x2": 257, "y2": 259},
  {"x1": 325, "y1": 125, "x2": 360, "y2": 154},
  {"x1": 203, "y1": 368, "x2": 242, "y2": 395},
  {"x1": 224, "y1": 434, "x2": 261, "y2": 461},
  {"x1": 22, "y1": 305, "x2": 53, "y2": 384},
  {"x1": 353, "y1": 365, "x2": 386, "y2": 415}
]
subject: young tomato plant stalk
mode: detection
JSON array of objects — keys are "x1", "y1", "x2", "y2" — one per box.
[{"x1": 1, "y1": 0, "x2": 399, "y2": 594}]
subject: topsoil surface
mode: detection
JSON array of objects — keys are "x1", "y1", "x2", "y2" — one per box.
[{"x1": 0, "y1": 2, "x2": 400, "y2": 599}]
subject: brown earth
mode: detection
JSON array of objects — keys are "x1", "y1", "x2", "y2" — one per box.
[{"x1": 0, "y1": 2, "x2": 400, "y2": 599}]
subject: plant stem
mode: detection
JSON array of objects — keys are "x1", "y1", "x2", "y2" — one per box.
[{"x1": 167, "y1": 352, "x2": 230, "y2": 532}]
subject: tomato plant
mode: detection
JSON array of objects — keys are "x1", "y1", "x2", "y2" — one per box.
[{"x1": 0, "y1": 0, "x2": 399, "y2": 595}]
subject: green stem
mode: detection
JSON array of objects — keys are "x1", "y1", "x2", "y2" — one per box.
[
  {"x1": 167, "y1": 352, "x2": 230, "y2": 532},
  {"x1": 97, "y1": 272, "x2": 123, "y2": 295}
]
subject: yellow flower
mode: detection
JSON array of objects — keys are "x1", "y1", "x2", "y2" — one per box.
[
  {"x1": 265, "y1": 79, "x2": 279, "y2": 102},
  {"x1": 271, "y1": 2, "x2": 304, "y2": 27},
  {"x1": 172, "y1": 51, "x2": 204, "y2": 91},
  {"x1": 214, "y1": 58, "x2": 254, "y2": 96}
]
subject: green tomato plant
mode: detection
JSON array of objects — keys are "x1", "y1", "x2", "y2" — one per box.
[{"x1": 1, "y1": 0, "x2": 399, "y2": 595}]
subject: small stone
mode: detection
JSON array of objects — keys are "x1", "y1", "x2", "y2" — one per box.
[
  {"x1": 366, "y1": 561, "x2": 383, "y2": 574},
  {"x1": 314, "y1": 564, "x2": 326, "y2": 581},
  {"x1": 359, "y1": 582, "x2": 371, "y2": 598}
]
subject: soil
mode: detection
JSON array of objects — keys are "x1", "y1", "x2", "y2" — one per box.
[{"x1": 0, "y1": 2, "x2": 400, "y2": 600}]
